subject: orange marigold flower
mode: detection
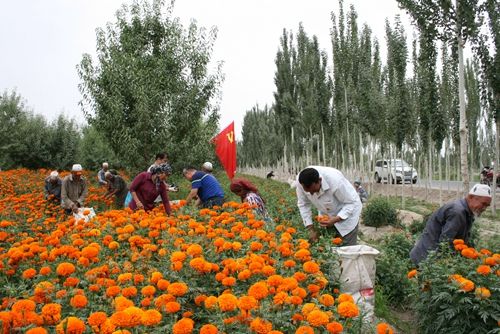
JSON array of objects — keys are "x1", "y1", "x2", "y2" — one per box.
[
  {"x1": 186, "y1": 244, "x2": 203, "y2": 257},
  {"x1": 172, "y1": 317, "x2": 194, "y2": 334},
  {"x1": 26, "y1": 327, "x2": 47, "y2": 334},
  {"x1": 218, "y1": 293, "x2": 238, "y2": 312},
  {"x1": 337, "y1": 293, "x2": 354, "y2": 304},
  {"x1": 454, "y1": 244, "x2": 468, "y2": 251},
  {"x1": 303, "y1": 261, "x2": 320, "y2": 274},
  {"x1": 81, "y1": 246, "x2": 99, "y2": 258},
  {"x1": 70, "y1": 294, "x2": 88, "y2": 308},
  {"x1": 476, "y1": 265, "x2": 491, "y2": 276},
  {"x1": 307, "y1": 309, "x2": 329, "y2": 327},
  {"x1": 453, "y1": 239, "x2": 464, "y2": 245},
  {"x1": 157, "y1": 279, "x2": 170, "y2": 291},
  {"x1": 39, "y1": 266, "x2": 52, "y2": 276},
  {"x1": 171, "y1": 251, "x2": 187, "y2": 263},
  {"x1": 56, "y1": 262, "x2": 76, "y2": 276},
  {"x1": 238, "y1": 269, "x2": 252, "y2": 280},
  {"x1": 250, "y1": 317, "x2": 273, "y2": 334},
  {"x1": 332, "y1": 237, "x2": 343, "y2": 245},
  {"x1": 318, "y1": 294, "x2": 335, "y2": 307},
  {"x1": 284, "y1": 260, "x2": 296, "y2": 268},
  {"x1": 106, "y1": 286, "x2": 121, "y2": 297},
  {"x1": 484, "y1": 257, "x2": 496, "y2": 266},
  {"x1": 165, "y1": 301, "x2": 181, "y2": 313},
  {"x1": 295, "y1": 325, "x2": 314, "y2": 334},
  {"x1": 326, "y1": 321, "x2": 343, "y2": 333},
  {"x1": 248, "y1": 281, "x2": 269, "y2": 300},
  {"x1": 407, "y1": 269, "x2": 417, "y2": 279},
  {"x1": 56, "y1": 317, "x2": 86, "y2": 334},
  {"x1": 121, "y1": 286, "x2": 138, "y2": 298},
  {"x1": 475, "y1": 287, "x2": 491, "y2": 299},
  {"x1": 458, "y1": 279, "x2": 475, "y2": 292},
  {"x1": 141, "y1": 309, "x2": 162, "y2": 326},
  {"x1": 204, "y1": 296, "x2": 218, "y2": 309},
  {"x1": 377, "y1": 323, "x2": 394, "y2": 334},
  {"x1": 141, "y1": 285, "x2": 157, "y2": 297},
  {"x1": 337, "y1": 301, "x2": 359, "y2": 318},
  {"x1": 194, "y1": 294, "x2": 207, "y2": 306},
  {"x1": 237, "y1": 295, "x2": 258, "y2": 311},
  {"x1": 12, "y1": 299, "x2": 36, "y2": 313},
  {"x1": 461, "y1": 247, "x2": 478, "y2": 259},
  {"x1": 41, "y1": 303, "x2": 62, "y2": 325},
  {"x1": 114, "y1": 296, "x2": 134, "y2": 312},
  {"x1": 167, "y1": 282, "x2": 188, "y2": 297},
  {"x1": 200, "y1": 324, "x2": 219, "y2": 334},
  {"x1": 273, "y1": 291, "x2": 289, "y2": 305},
  {"x1": 222, "y1": 277, "x2": 236, "y2": 287},
  {"x1": 22, "y1": 268, "x2": 37, "y2": 279},
  {"x1": 88, "y1": 311, "x2": 108, "y2": 327}
]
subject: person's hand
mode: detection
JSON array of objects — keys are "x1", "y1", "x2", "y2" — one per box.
[
  {"x1": 71, "y1": 205, "x2": 79, "y2": 214},
  {"x1": 136, "y1": 200, "x2": 144, "y2": 209},
  {"x1": 308, "y1": 227, "x2": 319, "y2": 243},
  {"x1": 319, "y1": 216, "x2": 341, "y2": 228}
]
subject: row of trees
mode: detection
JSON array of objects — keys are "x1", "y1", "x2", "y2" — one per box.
[
  {"x1": 0, "y1": 90, "x2": 119, "y2": 171},
  {"x1": 239, "y1": 0, "x2": 498, "y2": 196}
]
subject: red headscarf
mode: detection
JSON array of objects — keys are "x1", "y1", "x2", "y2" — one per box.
[{"x1": 230, "y1": 178, "x2": 260, "y2": 201}]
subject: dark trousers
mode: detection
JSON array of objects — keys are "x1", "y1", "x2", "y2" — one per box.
[
  {"x1": 323, "y1": 223, "x2": 359, "y2": 246},
  {"x1": 202, "y1": 197, "x2": 225, "y2": 208}
]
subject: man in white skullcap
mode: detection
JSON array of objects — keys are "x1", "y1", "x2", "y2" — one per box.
[
  {"x1": 410, "y1": 184, "x2": 492, "y2": 265},
  {"x1": 61, "y1": 164, "x2": 88, "y2": 214},
  {"x1": 201, "y1": 161, "x2": 213, "y2": 174},
  {"x1": 44, "y1": 170, "x2": 62, "y2": 202},
  {"x1": 97, "y1": 162, "x2": 109, "y2": 186}
]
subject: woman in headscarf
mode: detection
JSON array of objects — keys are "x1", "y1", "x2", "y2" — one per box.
[
  {"x1": 129, "y1": 163, "x2": 172, "y2": 215},
  {"x1": 230, "y1": 178, "x2": 271, "y2": 221}
]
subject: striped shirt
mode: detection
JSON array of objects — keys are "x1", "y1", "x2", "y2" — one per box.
[{"x1": 191, "y1": 171, "x2": 224, "y2": 203}]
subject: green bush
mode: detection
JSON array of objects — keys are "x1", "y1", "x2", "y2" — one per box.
[
  {"x1": 410, "y1": 243, "x2": 500, "y2": 334},
  {"x1": 375, "y1": 233, "x2": 415, "y2": 307},
  {"x1": 408, "y1": 213, "x2": 430, "y2": 235},
  {"x1": 362, "y1": 196, "x2": 399, "y2": 227}
]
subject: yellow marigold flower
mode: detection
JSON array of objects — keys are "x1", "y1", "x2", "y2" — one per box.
[
  {"x1": 476, "y1": 265, "x2": 491, "y2": 276},
  {"x1": 475, "y1": 287, "x2": 491, "y2": 299},
  {"x1": 200, "y1": 324, "x2": 219, "y2": 334},
  {"x1": 141, "y1": 309, "x2": 162, "y2": 326},
  {"x1": 306, "y1": 309, "x2": 330, "y2": 327},
  {"x1": 250, "y1": 317, "x2": 273, "y2": 334},
  {"x1": 337, "y1": 301, "x2": 359, "y2": 318},
  {"x1": 326, "y1": 321, "x2": 343, "y2": 333},
  {"x1": 407, "y1": 269, "x2": 417, "y2": 279},
  {"x1": 377, "y1": 322, "x2": 394, "y2": 334},
  {"x1": 172, "y1": 317, "x2": 194, "y2": 334},
  {"x1": 218, "y1": 293, "x2": 238, "y2": 312}
]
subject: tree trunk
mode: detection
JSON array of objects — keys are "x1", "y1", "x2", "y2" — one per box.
[
  {"x1": 439, "y1": 147, "x2": 443, "y2": 206},
  {"x1": 457, "y1": 29, "x2": 470, "y2": 194},
  {"x1": 492, "y1": 120, "x2": 499, "y2": 215}
]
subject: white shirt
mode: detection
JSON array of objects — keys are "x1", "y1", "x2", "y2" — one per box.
[{"x1": 296, "y1": 166, "x2": 362, "y2": 236}]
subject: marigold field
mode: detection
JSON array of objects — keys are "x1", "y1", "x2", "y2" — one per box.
[{"x1": 0, "y1": 169, "x2": 379, "y2": 334}]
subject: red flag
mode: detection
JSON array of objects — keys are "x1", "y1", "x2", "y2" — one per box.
[{"x1": 213, "y1": 122, "x2": 237, "y2": 179}]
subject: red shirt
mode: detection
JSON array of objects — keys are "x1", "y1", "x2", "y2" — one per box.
[{"x1": 128, "y1": 172, "x2": 171, "y2": 215}]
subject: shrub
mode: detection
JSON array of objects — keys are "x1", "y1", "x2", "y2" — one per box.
[
  {"x1": 409, "y1": 241, "x2": 500, "y2": 334},
  {"x1": 375, "y1": 233, "x2": 414, "y2": 307},
  {"x1": 362, "y1": 197, "x2": 399, "y2": 227},
  {"x1": 408, "y1": 213, "x2": 430, "y2": 235}
]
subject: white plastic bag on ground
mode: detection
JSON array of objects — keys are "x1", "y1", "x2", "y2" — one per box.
[
  {"x1": 73, "y1": 207, "x2": 96, "y2": 224},
  {"x1": 332, "y1": 245, "x2": 380, "y2": 322}
]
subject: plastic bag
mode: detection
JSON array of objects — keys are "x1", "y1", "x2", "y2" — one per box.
[
  {"x1": 124, "y1": 192, "x2": 132, "y2": 207},
  {"x1": 73, "y1": 207, "x2": 96, "y2": 224},
  {"x1": 332, "y1": 245, "x2": 380, "y2": 322}
]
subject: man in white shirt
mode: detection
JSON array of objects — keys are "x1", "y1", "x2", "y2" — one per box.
[{"x1": 296, "y1": 166, "x2": 362, "y2": 245}]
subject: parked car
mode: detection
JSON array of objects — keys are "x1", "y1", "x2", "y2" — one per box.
[{"x1": 374, "y1": 159, "x2": 418, "y2": 184}]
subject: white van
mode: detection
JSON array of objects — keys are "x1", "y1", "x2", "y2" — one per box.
[{"x1": 374, "y1": 159, "x2": 418, "y2": 184}]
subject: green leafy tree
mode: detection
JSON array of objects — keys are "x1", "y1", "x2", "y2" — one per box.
[{"x1": 78, "y1": 0, "x2": 222, "y2": 171}]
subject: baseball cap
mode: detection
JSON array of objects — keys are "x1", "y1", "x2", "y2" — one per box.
[{"x1": 469, "y1": 184, "x2": 491, "y2": 198}]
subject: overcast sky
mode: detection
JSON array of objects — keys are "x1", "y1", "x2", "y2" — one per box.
[{"x1": 0, "y1": 0, "x2": 413, "y2": 137}]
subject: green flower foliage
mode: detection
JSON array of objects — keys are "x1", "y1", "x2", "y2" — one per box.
[
  {"x1": 362, "y1": 197, "x2": 399, "y2": 228},
  {"x1": 410, "y1": 243, "x2": 500, "y2": 334}
]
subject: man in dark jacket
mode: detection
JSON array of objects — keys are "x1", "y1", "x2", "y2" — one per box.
[{"x1": 410, "y1": 184, "x2": 492, "y2": 265}]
